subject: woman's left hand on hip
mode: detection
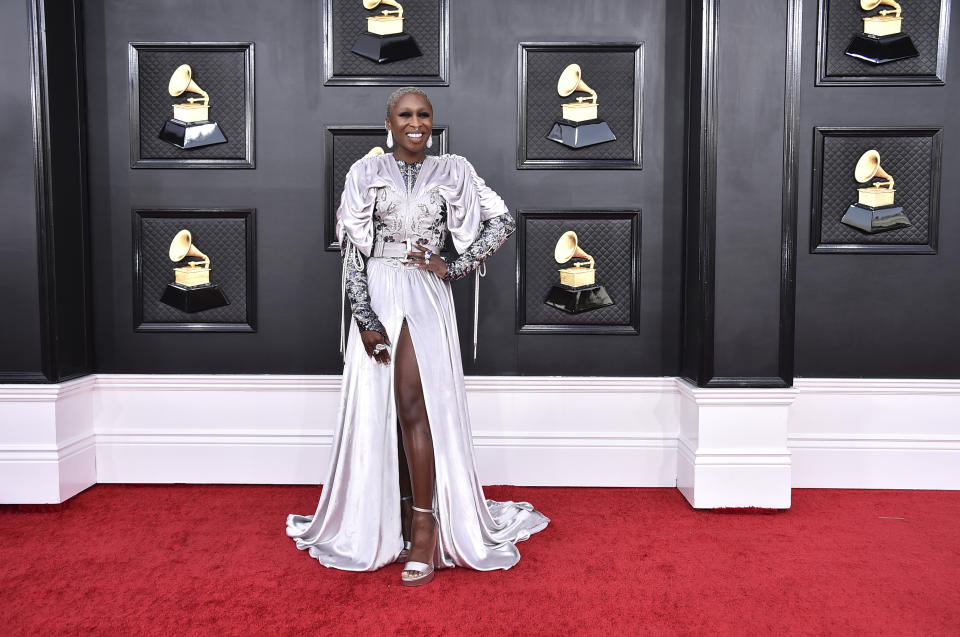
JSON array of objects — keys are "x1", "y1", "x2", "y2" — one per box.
[{"x1": 406, "y1": 245, "x2": 446, "y2": 278}]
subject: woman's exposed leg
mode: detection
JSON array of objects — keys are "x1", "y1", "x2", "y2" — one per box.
[
  {"x1": 394, "y1": 318, "x2": 437, "y2": 573},
  {"x1": 397, "y1": 419, "x2": 413, "y2": 548}
]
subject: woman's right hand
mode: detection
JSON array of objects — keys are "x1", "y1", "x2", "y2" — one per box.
[{"x1": 361, "y1": 330, "x2": 392, "y2": 366}]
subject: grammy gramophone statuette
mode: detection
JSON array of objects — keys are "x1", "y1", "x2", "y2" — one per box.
[
  {"x1": 543, "y1": 231, "x2": 615, "y2": 314},
  {"x1": 159, "y1": 229, "x2": 230, "y2": 313},
  {"x1": 840, "y1": 149, "x2": 912, "y2": 234},
  {"x1": 365, "y1": 146, "x2": 385, "y2": 157},
  {"x1": 845, "y1": 0, "x2": 919, "y2": 64},
  {"x1": 158, "y1": 64, "x2": 228, "y2": 150},
  {"x1": 351, "y1": 0, "x2": 422, "y2": 64},
  {"x1": 546, "y1": 64, "x2": 617, "y2": 149}
]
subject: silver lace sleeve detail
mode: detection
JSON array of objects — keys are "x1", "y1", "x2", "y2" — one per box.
[
  {"x1": 344, "y1": 254, "x2": 387, "y2": 336},
  {"x1": 443, "y1": 213, "x2": 516, "y2": 281}
]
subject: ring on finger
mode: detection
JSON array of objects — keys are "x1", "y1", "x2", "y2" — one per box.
[{"x1": 373, "y1": 343, "x2": 388, "y2": 355}]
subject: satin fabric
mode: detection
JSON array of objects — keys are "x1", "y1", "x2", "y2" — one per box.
[
  {"x1": 334, "y1": 153, "x2": 509, "y2": 258},
  {"x1": 286, "y1": 153, "x2": 549, "y2": 572}
]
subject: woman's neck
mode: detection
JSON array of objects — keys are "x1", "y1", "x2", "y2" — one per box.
[{"x1": 393, "y1": 148, "x2": 426, "y2": 164}]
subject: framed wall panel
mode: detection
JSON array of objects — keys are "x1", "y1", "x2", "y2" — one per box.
[
  {"x1": 518, "y1": 42, "x2": 643, "y2": 169},
  {"x1": 516, "y1": 209, "x2": 640, "y2": 334},
  {"x1": 811, "y1": 127, "x2": 942, "y2": 253},
  {"x1": 129, "y1": 42, "x2": 255, "y2": 168},
  {"x1": 816, "y1": 0, "x2": 950, "y2": 85},
  {"x1": 323, "y1": 125, "x2": 448, "y2": 251},
  {"x1": 323, "y1": 0, "x2": 449, "y2": 86},
  {"x1": 134, "y1": 209, "x2": 256, "y2": 331}
]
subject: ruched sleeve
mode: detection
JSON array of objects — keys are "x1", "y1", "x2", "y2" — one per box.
[
  {"x1": 435, "y1": 155, "x2": 509, "y2": 254},
  {"x1": 335, "y1": 155, "x2": 392, "y2": 257}
]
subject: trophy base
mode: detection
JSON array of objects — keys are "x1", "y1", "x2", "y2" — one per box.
[
  {"x1": 160, "y1": 283, "x2": 230, "y2": 313},
  {"x1": 840, "y1": 203, "x2": 911, "y2": 234},
  {"x1": 546, "y1": 119, "x2": 617, "y2": 149},
  {"x1": 159, "y1": 119, "x2": 228, "y2": 149},
  {"x1": 544, "y1": 284, "x2": 615, "y2": 314},
  {"x1": 844, "y1": 33, "x2": 919, "y2": 65},
  {"x1": 351, "y1": 32, "x2": 422, "y2": 63}
]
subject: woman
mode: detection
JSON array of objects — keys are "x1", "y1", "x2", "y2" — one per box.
[{"x1": 286, "y1": 87, "x2": 548, "y2": 586}]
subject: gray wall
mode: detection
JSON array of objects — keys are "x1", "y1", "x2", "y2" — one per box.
[
  {"x1": 0, "y1": 0, "x2": 43, "y2": 380},
  {"x1": 794, "y1": 0, "x2": 960, "y2": 377},
  {"x1": 83, "y1": 0, "x2": 685, "y2": 376}
]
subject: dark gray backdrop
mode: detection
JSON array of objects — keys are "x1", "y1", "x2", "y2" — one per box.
[
  {"x1": 8, "y1": 0, "x2": 957, "y2": 381},
  {"x1": 796, "y1": 0, "x2": 960, "y2": 377},
  {"x1": 79, "y1": 0, "x2": 682, "y2": 376}
]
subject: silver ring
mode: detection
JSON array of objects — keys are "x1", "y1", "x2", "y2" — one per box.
[
  {"x1": 425, "y1": 254, "x2": 431, "y2": 265},
  {"x1": 425, "y1": 250, "x2": 433, "y2": 257},
  {"x1": 373, "y1": 343, "x2": 388, "y2": 355}
]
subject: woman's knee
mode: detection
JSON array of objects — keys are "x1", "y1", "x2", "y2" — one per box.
[{"x1": 398, "y1": 412, "x2": 431, "y2": 441}]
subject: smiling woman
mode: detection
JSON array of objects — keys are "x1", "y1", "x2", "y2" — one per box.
[{"x1": 286, "y1": 87, "x2": 549, "y2": 587}]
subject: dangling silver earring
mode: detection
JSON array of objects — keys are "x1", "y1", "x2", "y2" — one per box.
[
  {"x1": 426, "y1": 134, "x2": 433, "y2": 149},
  {"x1": 386, "y1": 129, "x2": 394, "y2": 148}
]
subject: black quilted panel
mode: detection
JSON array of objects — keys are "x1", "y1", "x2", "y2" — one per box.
[
  {"x1": 139, "y1": 217, "x2": 249, "y2": 323},
  {"x1": 522, "y1": 216, "x2": 635, "y2": 326},
  {"x1": 822, "y1": 0, "x2": 943, "y2": 78},
  {"x1": 330, "y1": 0, "x2": 441, "y2": 76},
  {"x1": 524, "y1": 49, "x2": 637, "y2": 161},
  {"x1": 138, "y1": 49, "x2": 248, "y2": 160},
  {"x1": 325, "y1": 126, "x2": 447, "y2": 249},
  {"x1": 818, "y1": 134, "x2": 934, "y2": 245}
]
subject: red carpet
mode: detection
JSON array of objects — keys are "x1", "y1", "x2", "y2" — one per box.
[{"x1": 1, "y1": 485, "x2": 958, "y2": 635}]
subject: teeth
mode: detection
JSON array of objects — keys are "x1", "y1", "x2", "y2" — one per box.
[{"x1": 407, "y1": 133, "x2": 423, "y2": 139}]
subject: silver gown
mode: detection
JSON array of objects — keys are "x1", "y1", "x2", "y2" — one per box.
[{"x1": 285, "y1": 153, "x2": 549, "y2": 572}]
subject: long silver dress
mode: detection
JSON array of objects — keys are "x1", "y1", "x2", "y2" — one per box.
[{"x1": 285, "y1": 153, "x2": 549, "y2": 572}]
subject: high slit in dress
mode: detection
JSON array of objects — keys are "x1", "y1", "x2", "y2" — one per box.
[{"x1": 285, "y1": 153, "x2": 549, "y2": 572}]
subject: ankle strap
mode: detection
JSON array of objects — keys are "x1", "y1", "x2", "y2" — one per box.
[
  {"x1": 400, "y1": 496, "x2": 413, "y2": 501},
  {"x1": 411, "y1": 505, "x2": 434, "y2": 513}
]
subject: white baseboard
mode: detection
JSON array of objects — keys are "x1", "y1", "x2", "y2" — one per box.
[
  {"x1": 2, "y1": 375, "x2": 959, "y2": 503},
  {"x1": 790, "y1": 378, "x2": 960, "y2": 490},
  {"x1": 92, "y1": 375, "x2": 680, "y2": 488}
]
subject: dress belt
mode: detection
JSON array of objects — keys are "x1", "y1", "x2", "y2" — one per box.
[{"x1": 371, "y1": 240, "x2": 441, "y2": 258}]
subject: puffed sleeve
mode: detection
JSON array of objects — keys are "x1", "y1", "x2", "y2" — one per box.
[
  {"x1": 335, "y1": 155, "x2": 392, "y2": 257},
  {"x1": 437, "y1": 155, "x2": 509, "y2": 254}
]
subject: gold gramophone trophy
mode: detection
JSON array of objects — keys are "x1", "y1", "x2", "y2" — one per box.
[
  {"x1": 840, "y1": 149, "x2": 911, "y2": 233},
  {"x1": 158, "y1": 64, "x2": 228, "y2": 149},
  {"x1": 159, "y1": 229, "x2": 230, "y2": 312},
  {"x1": 543, "y1": 231, "x2": 615, "y2": 314},
  {"x1": 351, "y1": 0, "x2": 422, "y2": 63},
  {"x1": 365, "y1": 146, "x2": 385, "y2": 157},
  {"x1": 546, "y1": 64, "x2": 617, "y2": 149},
  {"x1": 845, "y1": 0, "x2": 919, "y2": 64}
]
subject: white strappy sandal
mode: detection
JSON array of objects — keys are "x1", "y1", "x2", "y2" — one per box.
[
  {"x1": 396, "y1": 496, "x2": 413, "y2": 563},
  {"x1": 401, "y1": 505, "x2": 436, "y2": 587}
]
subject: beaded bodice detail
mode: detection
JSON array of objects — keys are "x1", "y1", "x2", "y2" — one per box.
[{"x1": 370, "y1": 160, "x2": 449, "y2": 256}]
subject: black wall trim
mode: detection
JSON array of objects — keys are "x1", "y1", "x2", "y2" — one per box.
[
  {"x1": 26, "y1": 0, "x2": 94, "y2": 383},
  {"x1": 778, "y1": 0, "x2": 802, "y2": 387},
  {"x1": 0, "y1": 372, "x2": 50, "y2": 383},
  {"x1": 27, "y1": 0, "x2": 55, "y2": 382},
  {"x1": 682, "y1": 0, "x2": 800, "y2": 388},
  {"x1": 680, "y1": 0, "x2": 718, "y2": 386},
  {"x1": 706, "y1": 376, "x2": 791, "y2": 389}
]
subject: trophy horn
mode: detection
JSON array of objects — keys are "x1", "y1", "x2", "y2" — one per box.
[
  {"x1": 363, "y1": 0, "x2": 403, "y2": 17},
  {"x1": 860, "y1": 0, "x2": 902, "y2": 16},
  {"x1": 365, "y1": 146, "x2": 385, "y2": 157},
  {"x1": 168, "y1": 229, "x2": 211, "y2": 268},
  {"x1": 557, "y1": 64, "x2": 598, "y2": 103},
  {"x1": 854, "y1": 149, "x2": 895, "y2": 189},
  {"x1": 167, "y1": 64, "x2": 210, "y2": 106},
  {"x1": 554, "y1": 231, "x2": 595, "y2": 269}
]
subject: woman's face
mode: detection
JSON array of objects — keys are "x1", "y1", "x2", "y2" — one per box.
[{"x1": 385, "y1": 93, "x2": 433, "y2": 158}]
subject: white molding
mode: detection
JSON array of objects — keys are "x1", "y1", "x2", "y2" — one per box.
[
  {"x1": 677, "y1": 380, "x2": 795, "y2": 508},
  {"x1": 3, "y1": 375, "x2": 960, "y2": 501},
  {"x1": 794, "y1": 377, "x2": 960, "y2": 395}
]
